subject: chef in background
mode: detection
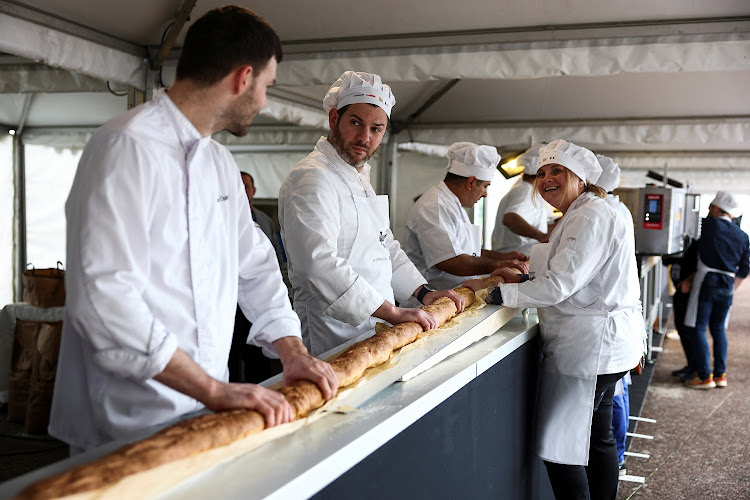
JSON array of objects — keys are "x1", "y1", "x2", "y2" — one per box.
[
  {"x1": 403, "y1": 142, "x2": 528, "y2": 291},
  {"x1": 50, "y1": 6, "x2": 337, "y2": 453},
  {"x1": 681, "y1": 191, "x2": 749, "y2": 389},
  {"x1": 480, "y1": 140, "x2": 644, "y2": 499},
  {"x1": 491, "y1": 145, "x2": 551, "y2": 255},
  {"x1": 279, "y1": 71, "x2": 465, "y2": 357},
  {"x1": 595, "y1": 153, "x2": 636, "y2": 476},
  {"x1": 241, "y1": 171, "x2": 284, "y2": 263},
  {"x1": 228, "y1": 171, "x2": 285, "y2": 384}
]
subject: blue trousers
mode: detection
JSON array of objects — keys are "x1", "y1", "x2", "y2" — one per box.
[
  {"x1": 691, "y1": 285, "x2": 733, "y2": 379},
  {"x1": 612, "y1": 380, "x2": 630, "y2": 465},
  {"x1": 672, "y1": 290, "x2": 697, "y2": 371}
]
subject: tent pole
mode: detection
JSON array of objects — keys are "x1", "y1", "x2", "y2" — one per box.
[
  {"x1": 12, "y1": 93, "x2": 32, "y2": 301},
  {"x1": 378, "y1": 131, "x2": 398, "y2": 230},
  {"x1": 12, "y1": 134, "x2": 25, "y2": 302}
]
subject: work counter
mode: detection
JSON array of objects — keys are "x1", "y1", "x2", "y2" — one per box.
[{"x1": 1, "y1": 307, "x2": 554, "y2": 500}]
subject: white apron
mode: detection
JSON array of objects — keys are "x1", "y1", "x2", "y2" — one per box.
[
  {"x1": 684, "y1": 257, "x2": 735, "y2": 328},
  {"x1": 296, "y1": 171, "x2": 394, "y2": 356},
  {"x1": 529, "y1": 240, "x2": 631, "y2": 465},
  {"x1": 535, "y1": 306, "x2": 638, "y2": 465}
]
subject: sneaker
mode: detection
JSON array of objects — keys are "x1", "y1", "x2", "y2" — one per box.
[
  {"x1": 685, "y1": 375, "x2": 716, "y2": 389},
  {"x1": 714, "y1": 373, "x2": 727, "y2": 388},
  {"x1": 672, "y1": 366, "x2": 692, "y2": 377},
  {"x1": 619, "y1": 462, "x2": 627, "y2": 476}
]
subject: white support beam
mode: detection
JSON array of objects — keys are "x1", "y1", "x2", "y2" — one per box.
[
  {"x1": 401, "y1": 118, "x2": 750, "y2": 154},
  {"x1": 277, "y1": 24, "x2": 750, "y2": 86}
]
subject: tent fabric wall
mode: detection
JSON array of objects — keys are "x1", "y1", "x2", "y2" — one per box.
[
  {"x1": 23, "y1": 144, "x2": 80, "y2": 270},
  {"x1": 277, "y1": 34, "x2": 750, "y2": 86},
  {"x1": 0, "y1": 12, "x2": 146, "y2": 89},
  {"x1": 401, "y1": 119, "x2": 750, "y2": 154},
  {"x1": 233, "y1": 152, "x2": 308, "y2": 199}
]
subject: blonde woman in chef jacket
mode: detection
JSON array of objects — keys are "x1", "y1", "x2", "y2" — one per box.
[
  {"x1": 482, "y1": 140, "x2": 644, "y2": 500},
  {"x1": 279, "y1": 71, "x2": 465, "y2": 357}
]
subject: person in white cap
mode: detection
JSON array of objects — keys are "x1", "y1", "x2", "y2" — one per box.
[
  {"x1": 479, "y1": 139, "x2": 645, "y2": 499},
  {"x1": 403, "y1": 142, "x2": 528, "y2": 291},
  {"x1": 680, "y1": 191, "x2": 749, "y2": 390},
  {"x1": 596, "y1": 153, "x2": 635, "y2": 476},
  {"x1": 491, "y1": 145, "x2": 552, "y2": 255},
  {"x1": 596, "y1": 154, "x2": 635, "y2": 238},
  {"x1": 278, "y1": 71, "x2": 465, "y2": 356}
]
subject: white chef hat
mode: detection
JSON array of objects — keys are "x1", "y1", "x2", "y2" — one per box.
[
  {"x1": 595, "y1": 154, "x2": 621, "y2": 192},
  {"x1": 538, "y1": 139, "x2": 602, "y2": 184},
  {"x1": 322, "y1": 71, "x2": 396, "y2": 118},
  {"x1": 516, "y1": 145, "x2": 543, "y2": 175},
  {"x1": 446, "y1": 142, "x2": 500, "y2": 182},
  {"x1": 711, "y1": 191, "x2": 742, "y2": 217}
]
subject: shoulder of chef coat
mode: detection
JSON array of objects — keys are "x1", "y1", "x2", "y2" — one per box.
[{"x1": 407, "y1": 183, "x2": 469, "y2": 270}]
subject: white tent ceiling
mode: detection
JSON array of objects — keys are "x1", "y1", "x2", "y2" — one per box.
[{"x1": 1, "y1": 0, "x2": 750, "y2": 190}]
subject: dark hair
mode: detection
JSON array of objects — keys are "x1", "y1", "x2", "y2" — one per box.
[
  {"x1": 176, "y1": 6, "x2": 282, "y2": 86},
  {"x1": 444, "y1": 171, "x2": 469, "y2": 183},
  {"x1": 333, "y1": 103, "x2": 389, "y2": 126},
  {"x1": 240, "y1": 171, "x2": 254, "y2": 185}
]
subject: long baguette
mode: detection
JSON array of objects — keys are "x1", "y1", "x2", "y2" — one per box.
[{"x1": 16, "y1": 282, "x2": 494, "y2": 500}]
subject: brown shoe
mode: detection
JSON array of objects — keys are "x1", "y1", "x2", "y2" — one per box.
[{"x1": 685, "y1": 375, "x2": 716, "y2": 390}]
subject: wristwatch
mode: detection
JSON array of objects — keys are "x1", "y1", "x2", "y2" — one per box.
[{"x1": 416, "y1": 285, "x2": 435, "y2": 304}]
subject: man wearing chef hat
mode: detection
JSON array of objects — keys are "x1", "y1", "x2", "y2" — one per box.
[
  {"x1": 682, "y1": 191, "x2": 749, "y2": 389},
  {"x1": 278, "y1": 71, "x2": 465, "y2": 356},
  {"x1": 491, "y1": 145, "x2": 551, "y2": 255},
  {"x1": 403, "y1": 142, "x2": 528, "y2": 291}
]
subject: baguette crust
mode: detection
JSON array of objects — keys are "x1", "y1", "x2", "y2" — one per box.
[{"x1": 16, "y1": 281, "x2": 499, "y2": 499}]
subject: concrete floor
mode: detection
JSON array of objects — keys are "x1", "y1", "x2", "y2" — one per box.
[{"x1": 617, "y1": 284, "x2": 750, "y2": 499}]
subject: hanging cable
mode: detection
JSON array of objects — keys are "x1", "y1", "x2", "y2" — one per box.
[{"x1": 106, "y1": 81, "x2": 128, "y2": 97}]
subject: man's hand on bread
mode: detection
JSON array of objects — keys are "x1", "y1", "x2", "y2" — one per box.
[
  {"x1": 275, "y1": 336, "x2": 339, "y2": 401},
  {"x1": 204, "y1": 382, "x2": 294, "y2": 428}
]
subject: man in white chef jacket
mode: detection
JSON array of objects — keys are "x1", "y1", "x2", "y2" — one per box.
[
  {"x1": 278, "y1": 71, "x2": 465, "y2": 356},
  {"x1": 49, "y1": 6, "x2": 337, "y2": 452},
  {"x1": 491, "y1": 145, "x2": 551, "y2": 255},
  {"x1": 403, "y1": 142, "x2": 528, "y2": 291}
]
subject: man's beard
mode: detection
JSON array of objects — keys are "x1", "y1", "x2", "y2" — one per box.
[
  {"x1": 222, "y1": 91, "x2": 259, "y2": 137},
  {"x1": 329, "y1": 122, "x2": 376, "y2": 168}
]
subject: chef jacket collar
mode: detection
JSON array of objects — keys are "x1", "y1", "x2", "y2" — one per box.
[
  {"x1": 436, "y1": 181, "x2": 470, "y2": 221},
  {"x1": 437, "y1": 180, "x2": 461, "y2": 206},
  {"x1": 155, "y1": 89, "x2": 208, "y2": 155}
]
